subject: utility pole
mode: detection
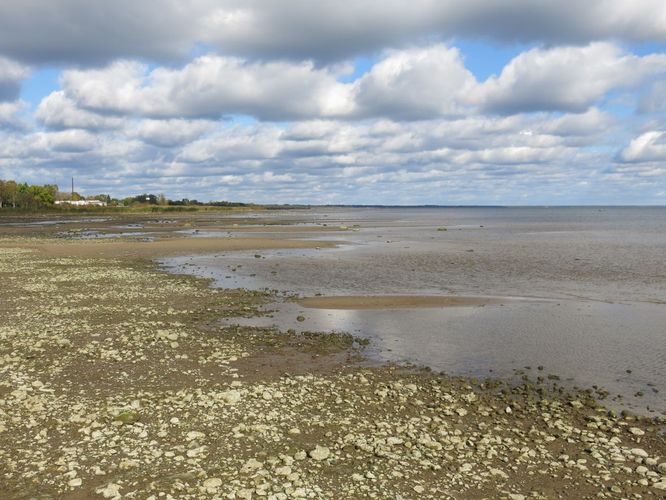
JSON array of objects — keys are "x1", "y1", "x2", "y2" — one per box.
[{"x1": 71, "y1": 177, "x2": 74, "y2": 200}]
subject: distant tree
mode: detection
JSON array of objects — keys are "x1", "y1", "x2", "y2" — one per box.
[
  {"x1": 0, "y1": 179, "x2": 58, "y2": 209},
  {"x1": 5, "y1": 180, "x2": 17, "y2": 208}
]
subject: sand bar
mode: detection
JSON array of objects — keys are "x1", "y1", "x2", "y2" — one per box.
[
  {"x1": 0, "y1": 236, "x2": 335, "y2": 259},
  {"x1": 298, "y1": 294, "x2": 502, "y2": 309}
]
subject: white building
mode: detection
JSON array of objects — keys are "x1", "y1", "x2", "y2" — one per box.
[{"x1": 55, "y1": 200, "x2": 107, "y2": 206}]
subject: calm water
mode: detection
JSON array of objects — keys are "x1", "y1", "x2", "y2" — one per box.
[{"x1": 161, "y1": 207, "x2": 666, "y2": 414}]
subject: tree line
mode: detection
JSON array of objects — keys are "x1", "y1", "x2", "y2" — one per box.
[
  {"x1": 0, "y1": 180, "x2": 58, "y2": 209},
  {"x1": 0, "y1": 180, "x2": 251, "y2": 210}
]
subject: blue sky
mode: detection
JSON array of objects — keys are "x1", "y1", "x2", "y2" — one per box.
[{"x1": 0, "y1": 1, "x2": 665, "y2": 204}]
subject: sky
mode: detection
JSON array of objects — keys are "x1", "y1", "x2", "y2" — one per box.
[{"x1": 0, "y1": 1, "x2": 665, "y2": 205}]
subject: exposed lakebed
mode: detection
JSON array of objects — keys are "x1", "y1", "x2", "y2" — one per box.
[{"x1": 159, "y1": 207, "x2": 666, "y2": 415}]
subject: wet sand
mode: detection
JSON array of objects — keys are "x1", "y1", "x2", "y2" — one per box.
[
  {"x1": 159, "y1": 207, "x2": 666, "y2": 416},
  {"x1": 298, "y1": 295, "x2": 503, "y2": 309},
  {"x1": 1, "y1": 236, "x2": 335, "y2": 259}
]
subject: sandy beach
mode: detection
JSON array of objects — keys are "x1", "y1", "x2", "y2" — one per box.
[{"x1": 0, "y1": 211, "x2": 664, "y2": 499}]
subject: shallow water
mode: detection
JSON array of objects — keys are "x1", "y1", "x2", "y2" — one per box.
[
  {"x1": 4, "y1": 217, "x2": 111, "y2": 226},
  {"x1": 160, "y1": 207, "x2": 666, "y2": 414}
]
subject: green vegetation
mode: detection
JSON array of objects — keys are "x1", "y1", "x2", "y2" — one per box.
[
  {"x1": 0, "y1": 180, "x2": 58, "y2": 209},
  {"x1": 0, "y1": 178, "x2": 307, "y2": 214}
]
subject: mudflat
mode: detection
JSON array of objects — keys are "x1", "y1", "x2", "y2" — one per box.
[
  {"x1": 298, "y1": 295, "x2": 502, "y2": 309},
  {"x1": 0, "y1": 211, "x2": 665, "y2": 499},
  {"x1": 3, "y1": 236, "x2": 333, "y2": 259}
]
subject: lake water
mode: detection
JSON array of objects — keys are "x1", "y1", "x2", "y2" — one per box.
[{"x1": 160, "y1": 207, "x2": 666, "y2": 414}]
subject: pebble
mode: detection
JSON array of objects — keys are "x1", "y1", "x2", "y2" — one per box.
[
  {"x1": 98, "y1": 483, "x2": 121, "y2": 499},
  {"x1": 490, "y1": 468, "x2": 509, "y2": 479},
  {"x1": 203, "y1": 477, "x2": 222, "y2": 489},
  {"x1": 309, "y1": 446, "x2": 331, "y2": 461}
]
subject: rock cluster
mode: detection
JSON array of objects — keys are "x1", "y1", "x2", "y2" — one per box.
[{"x1": 0, "y1": 239, "x2": 664, "y2": 498}]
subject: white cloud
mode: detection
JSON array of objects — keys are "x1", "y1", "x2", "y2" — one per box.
[
  {"x1": 0, "y1": 100, "x2": 28, "y2": 129},
  {"x1": 53, "y1": 43, "x2": 666, "y2": 122},
  {"x1": 60, "y1": 57, "x2": 354, "y2": 121},
  {"x1": 187, "y1": 1, "x2": 666, "y2": 62},
  {"x1": 32, "y1": 129, "x2": 98, "y2": 153},
  {"x1": 36, "y1": 91, "x2": 125, "y2": 130},
  {"x1": 540, "y1": 108, "x2": 614, "y2": 137},
  {"x1": 477, "y1": 43, "x2": 666, "y2": 113},
  {"x1": 0, "y1": 57, "x2": 29, "y2": 101},
  {"x1": 129, "y1": 119, "x2": 217, "y2": 148},
  {"x1": 1, "y1": 1, "x2": 665, "y2": 65},
  {"x1": 1, "y1": 2, "x2": 665, "y2": 205},
  {"x1": 620, "y1": 131, "x2": 666, "y2": 162},
  {"x1": 61, "y1": 61, "x2": 147, "y2": 113},
  {"x1": 640, "y1": 81, "x2": 666, "y2": 112},
  {"x1": 178, "y1": 125, "x2": 283, "y2": 163},
  {"x1": 351, "y1": 45, "x2": 476, "y2": 119},
  {"x1": 1, "y1": 112, "x2": 660, "y2": 204}
]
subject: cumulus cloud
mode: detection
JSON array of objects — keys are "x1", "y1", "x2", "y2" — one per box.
[
  {"x1": 59, "y1": 57, "x2": 353, "y2": 121},
  {"x1": 0, "y1": 100, "x2": 28, "y2": 130},
  {"x1": 619, "y1": 131, "x2": 666, "y2": 162},
  {"x1": 32, "y1": 129, "x2": 98, "y2": 153},
  {"x1": 0, "y1": 57, "x2": 29, "y2": 101},
  {"x1": 0, "y1": 0, "x2": 209, "y2": 65},
  {"x1": 36, "y1": 91, "x2": 125, "y2": 130},
  {"x1": 351, "y1": 45, "x2": 476, "y2": 119},
  {"x1": 49, "y1": 43, "x2": 666, "y2": 122},
  {"x1": 1, "y1": 1, "x2": 665, "y2": 65},
  {"x1": 0, "y1": 112, "x2": 660, "y2": 204},
  {"x1": 1, "y1": 3, "x2": 665, "y2": 204},
  {"x1": 178, "y1": 125, "x2": 283, "y2": 163},
  {"x1": 477, "y1": 43, "x2": 666, "y2": 113},
  {"x1": 203, "y1": 0, "x2": 666, "y2": 61},
  {"x1": 539, "y1": 108, "x2": 614, "y2": 137},
  {"x1": 129, "y1": 119, "x2": 217, "y2": 148}
]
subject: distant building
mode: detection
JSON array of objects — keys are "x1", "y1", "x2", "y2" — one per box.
[{"x1": 55, "y1": 200, "x2": 107, "y2": 206}]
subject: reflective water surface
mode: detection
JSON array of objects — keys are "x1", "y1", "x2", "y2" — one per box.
[{"x1": 160, "y1": 207, "x2": 666, "y2": 414}]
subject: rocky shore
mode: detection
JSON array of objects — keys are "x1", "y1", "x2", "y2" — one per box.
[{"x1": 0, "y1": 221, "x2": 664, "y2": 499}]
